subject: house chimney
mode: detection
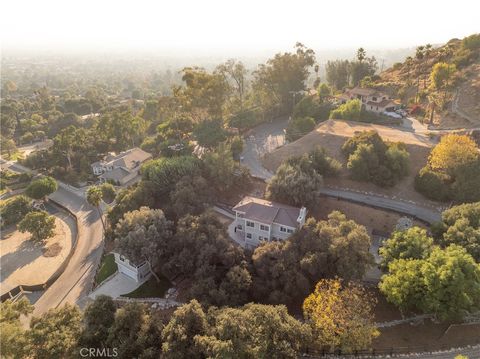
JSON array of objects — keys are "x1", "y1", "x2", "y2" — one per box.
[{"x1": 297, "y1": 207, "x2": 307, "y2": 226}]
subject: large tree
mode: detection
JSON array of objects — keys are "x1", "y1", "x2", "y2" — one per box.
[
  {"x1": 170, "y1": 175, "x2": 212, "y2": 218},
  {"x1": 192, "y1": 118, "x2": 226, "y2": 149},
  {"x1": 79, "y1": 295, "x2": 116, "y2": 349},
  {"x1": 25, "y1": 176, "x2": 58, "y2": 200},
  {"x1": 266, "y1": 160, "x2": 323, "y2": 208},
  {"x1": 379, "y1": 227, "x2": 434, "y2": 270},
  {"x1": 380, "y1": 245, "x2": 480, "y2": 320},
  {"x1": 428, "y1": 134, "x2": 479, "y2": 177},
  {"x1": 433, "y1": 202, "x2": 480, "y2": 262},
  {"x1": 27, "y1": 304, "x2": 82, "y2": 359},
  {"x1": 196, "y1": 303, "x2": 312, "y2": 359},
  {"x1": 115, "y1": 207, "x2": 173, "y2": 281},
  {"x1": 0, "y1": 195, "x2": 32, "y2": 227},
  {"x1": 106, "y1": 302, "x2": 163, "y2": 359},
  {"x1": 174, "y1": 67, "x2": 229, "y2": 119},
  {"x1": 86, "y1": 185, "x2": 106, "y2": 230},
  {"x1": 252, "y1": 43, "x2": 315, "y2": 113},
  {"x1": 162, "y1": 300, "x2": 209, "y2": 359},
  {"x1": 252, "y1": 211, "x2": 373, "y2": 304},
  {"x1": 416, "y1": 134, "x2": 480, "y2": 202},
  {"x1": 18, "y1": 210, "x2": 56, "y2": 243},
  {"x1": 216, "y1": 59, "x2": 248, "y2": 112},
  {"x1": 202, "y1": 143, "x2": 250, "y2": 194},
  {"x1": 141, "y1": 156, "x2": 201, "y2": 199},
  {"x1": 0, "y1": 298, "x2": 33, "y2": 358},
  {"x1": 325, "y1": 60, "x2": 350, "y2": 90},
  {"x1": 303, "y1": 279, "x2": 379, "y2": 351},
  {"x1": 166, "y1": 211, "x2": 251, "y2": 306}
]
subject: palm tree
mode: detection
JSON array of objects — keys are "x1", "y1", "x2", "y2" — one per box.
[
  {"x1": 86, "y1": 185, "x2": 105, "y2": 230},
  {"x1": 357, "y1": 47, "x2": 366, "y2": 62}
]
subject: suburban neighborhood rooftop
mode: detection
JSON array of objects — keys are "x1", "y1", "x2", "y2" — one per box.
[{"x1": 233, "y1": 196, "x2": 304, "y2": 228}]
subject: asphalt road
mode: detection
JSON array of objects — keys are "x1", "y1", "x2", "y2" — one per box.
[
  {"x1": 319, "y1": 187, "x2": 442, "y2": 224},
  {"x1": 1, "y1": 159, "x2": 104, "y2": 315},
  {"x1": 32, "y1": 187, "x2": 103, "y2": 315},
  {"x1": 241, "y1": 116, "x2": 288, "y2": 179}
]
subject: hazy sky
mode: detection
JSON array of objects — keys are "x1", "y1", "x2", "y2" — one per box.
[{"x1": 2, "y1": 0, "x2": 479, "y2": 54}]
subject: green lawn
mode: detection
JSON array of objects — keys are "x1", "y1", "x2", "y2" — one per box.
[
  {"x1": 122, "y1": 275, "x2": 171, "y2": 298},
  {"x1": 96, "y1": 253, "x2": 118, "y2": 284}
]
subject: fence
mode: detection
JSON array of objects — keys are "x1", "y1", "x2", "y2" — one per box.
[{"x1": 302, "y1": 344, "x2": 480, "y2": 358}]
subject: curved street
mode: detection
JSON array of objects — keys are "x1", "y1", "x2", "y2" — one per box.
[
  {"x1": 241, "y1": 118, "x2": 443, "y2": 224},
  {"x1": 32, "y1": 186, "x2": 103, "y2": 315},
  {"x1": 1, "y1": 159, "x2": 104, "y2": 315}
]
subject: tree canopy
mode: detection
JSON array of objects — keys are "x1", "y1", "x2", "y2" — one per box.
[
  {"x1": 18, "y1": 210, "x2": 56, "y2": 242},
  {"x1": 25, "y1": 176, "x2": 58, "y2": 200},
  {"x1": 379, "y1": 227, "x2": 434, "y2": 270},
  {"x1": 252, "y1": 211, "x2": 373, "y2": 304},
  {"x1": 380, "y1": 245, "x2": 480, "y2": 320},
  {"x1": 342, "y1": 131, "x2": 410, "y2": 187},
  {"x1": 416, "y1": 134, "x2": 480, "y2": 202},
  {"x1": 303, "y1": 279, "x2": 379, "y2": 351}
]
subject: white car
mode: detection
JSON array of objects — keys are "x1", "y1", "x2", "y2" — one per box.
[{"x1": 383, "y1": 111, "x2": 402, "y2": 119}]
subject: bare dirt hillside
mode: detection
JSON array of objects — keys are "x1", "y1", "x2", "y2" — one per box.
[
  {"x1": 263, "y1": 120, "x2": 440, "y2": 206},
  {"x1": 377, "y1": 35, "x2": 480, "y2": 129}
]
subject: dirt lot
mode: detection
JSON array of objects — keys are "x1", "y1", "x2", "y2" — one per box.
[
  {"x1": 0, "y1": 212, "x2": 75, "y2": 292},
  {"x1": 374, "y1": 321, "x2": 480, "y2": 351},
  {"x1": 312, "y1": 197, "x2": 426, "y2": 234},
  {"x1": 263, "y1": 119, "x2": 441, "y2": 207}
]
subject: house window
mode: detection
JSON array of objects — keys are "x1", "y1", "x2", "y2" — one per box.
[
  {"x1": 246, "y1": 221, "x2": 254, "y2": 228},
  {"x1": 258, "y1": 236, "x2": 264, "y2": 241},
  {"x1": 237, "y1": 224, "x2": 243, "y2": 230},
  {"x1": 246, "y1": 233, "x2": 252, "y2": 239},
  {"x1": 260, "y1": 224, "x2": 269, "y2": 231},
  {"x1": 287, "y1": 228, "x2": 294, "y2": 234},
  {"x1": 372, "y1": 96, "x2": 377, "y2": 101},
  {"x1": 280, "y1": 227, "x2": 287, "y2": 232},
  {"x1": 120, "y1": 255, "x2": 125, "y2": 262}
]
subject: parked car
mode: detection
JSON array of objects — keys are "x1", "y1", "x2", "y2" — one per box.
[{"x1": 383, "y1": 111, "x2": 402, "y2": 119}]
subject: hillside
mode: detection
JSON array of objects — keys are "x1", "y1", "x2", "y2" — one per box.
[
  {"x1": 373, "y1": 34, "x2": 480, "y2": 129},
  {"x1": 263, "y1": 120, "x2": 439, "y2": 206}
]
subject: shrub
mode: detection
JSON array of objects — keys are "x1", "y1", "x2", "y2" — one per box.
[
  {"x1": 414, "y1": 167, "x2": 452, "y2": 201},
  {"x1": 286, "y1": 116, "x2": 316, "y2": 141},
  {"x1": 461, "y1": 33, "x2": 480, "y2": 51},
  {"x1": 0, "y1": 196, "x2": 33, "y2": 227},
  {"x1": 330, "y1": 99, "x2": 362, "y2": 121}
]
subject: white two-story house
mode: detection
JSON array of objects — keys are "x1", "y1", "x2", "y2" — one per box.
[
  {"x1": 91, "y1": 147, "x2": 152, "y2": 186},
  {"x1": 340, "y1": 87, "x2": 398, "y2": 114},
  {"x1": 232, "y1": 196, "x2": 307, "y2": 248}
]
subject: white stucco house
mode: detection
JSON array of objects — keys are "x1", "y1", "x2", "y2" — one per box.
[
  {"x1": 232, "y1": 196, "x2": 307, "y2": 248},
  {"x1": 91, "y1": 147, "x2": 152, "y2": 186},
  {"x1": 113, "y1": 252, "x2": 151, "y2": 283},
  {"x1": 340, "y1": 87, "x2": 398, "y2": 114}
]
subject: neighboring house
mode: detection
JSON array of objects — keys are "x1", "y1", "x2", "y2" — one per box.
[
  {"x1": 113, "y1": 252, "x2": 151, "y2": 283},
  {"x1": 232, "y1": 196, "x2": 307, "y2": 248},
  {"x1": 91, "y1": 147, "x2": 152, "y2": 186},
  {"x1": 339, "y1": 87, "x2": 398, "y2": 114}
]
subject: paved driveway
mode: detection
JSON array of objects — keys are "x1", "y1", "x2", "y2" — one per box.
[
  {"x1": 88, "y1": 272, "x2": 142, "y2": 299},
  {"x1": 241, "y1": 117, "x2": 288, "y2": 179}
]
